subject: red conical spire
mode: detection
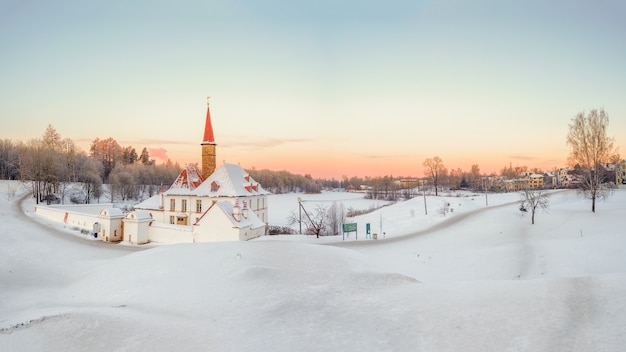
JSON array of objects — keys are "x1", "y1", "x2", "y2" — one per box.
[{"x1": 203, "y1": 96, "x2": 215, "y2": 144}]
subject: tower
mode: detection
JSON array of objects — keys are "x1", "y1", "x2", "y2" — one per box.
[{"x1": 201, "y1": 96, "x2": 217, "y2": 180}]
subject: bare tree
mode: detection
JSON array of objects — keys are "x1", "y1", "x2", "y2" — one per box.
[
  {"x1": 519, "y1": 188, "x2": 550, "y2": 224},
  {"x1": 288, "y1": 203, "x2": 331, "y2": 238},
  {"x1": 19, "y1": 138, "x2": 55, "y2": 204},
  {"x1": 423, "y1": 156, "x2": 446, "y2": 196},
  {"x1": 469, "y1": 164, "x2": 481, "y2": 191},
  {"x1": 566, "y1": 108, "x2": 617, "y2": 212}
]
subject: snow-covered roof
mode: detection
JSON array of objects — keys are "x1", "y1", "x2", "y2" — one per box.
[
  {"x1": 126, "y1": 210, "x2": 153, "y2": 221},
  {"x1": 212, "y1": 200, "x2": 265, "y2": 229},
  {"x1": 134, "y1": 194, "x2": 161, "y2": 210},
  {"x1": 100, "y1": 208, "x2": 124, "y2": 217},
  {"x1": 164, "y1": 165, "x2": 203, "y2": 195},
  {"x1": 194, "y1": 163, "x2": 269, "y2": 197}
]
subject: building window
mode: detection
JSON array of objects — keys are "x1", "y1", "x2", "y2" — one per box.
[
  {"x1": 196, "y1": 199, "x2": 202, "y2": 213},
  {"x1": 169, "y1": 216, "x2": 175, "y2": 224},
  {"x1": 211, "y1": 181, "x2": 220, "y2": 192},
  {"x1": 182, "y1": 199, "x2": 187, "y2": 212},
  {"x1": 170, "y1": 199, "x2": 175, "y2": 211}
]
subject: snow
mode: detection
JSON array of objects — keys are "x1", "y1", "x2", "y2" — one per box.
[
  {"x1": 194, "y1": 163, "x2": 269, "y2": 197},
  {"x1": 2, "y1": 180, "x2": 626, "y2": 351}
]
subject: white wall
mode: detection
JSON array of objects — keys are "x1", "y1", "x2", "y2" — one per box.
[
  {"x1": 34, "y1": 205, "x2": 123, "y2": 241},
  {"x1": 147, "y1": 223, "x2": 194, "y2": 244},
  {"x1": 194, "y1": 209, "x2": 239, "y2": 242}
]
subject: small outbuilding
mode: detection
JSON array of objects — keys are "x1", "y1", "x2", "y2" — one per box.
[{"x1": 123, "y1": 210, "x2": 153, "y2": 245}]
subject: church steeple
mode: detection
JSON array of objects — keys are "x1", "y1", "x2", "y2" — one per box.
[{"x1": 201, "y1": 96, "x2": 217, "y2": 179}]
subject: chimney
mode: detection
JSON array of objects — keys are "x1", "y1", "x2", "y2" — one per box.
[
  {"x1": 242, "y1": 200, "x2": 248, "y2": 219},
  {"x1": 233, "y1": 199, "x2": 240, "y2": 222},
  {"x1": 159, "y1": 184, "x2": 164, "y2": 210}
]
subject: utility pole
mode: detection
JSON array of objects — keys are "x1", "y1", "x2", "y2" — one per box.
[
  {"x1": 297, "y1": 197, "x2": 302, "y2": 234},
  {"x1": 422, "y1": 183, "x2": 428, "y2": 215},
  {"x1": 297, "y1": 197, "x2": 316, "y2": 237},
  {"x1": 484, "y1": 178, "x2": 488, "y2": 206}
]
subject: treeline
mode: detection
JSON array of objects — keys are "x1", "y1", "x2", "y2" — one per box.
[
  {"x1": 246, "y1": 169, "x2": 323, "y2": 194},
  {"x1": 0, "y1": 125, "x2": 180, "y2": 204},
  {"x1": 257, "y1": 160, "x2": 552, "y2": 201}
]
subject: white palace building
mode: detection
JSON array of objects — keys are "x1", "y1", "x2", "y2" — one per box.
[{"x1": 34, "y1": 98, "x2": 269, "y2": 244}]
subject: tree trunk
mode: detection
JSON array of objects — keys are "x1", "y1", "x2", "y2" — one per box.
[{"x1": 592, "y1": 196, "x2": 596, "y2": 213}]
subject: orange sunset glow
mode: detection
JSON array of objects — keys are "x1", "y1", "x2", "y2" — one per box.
[{"x1": 2, "y1": 1, "x2": 624, "y2": 180}]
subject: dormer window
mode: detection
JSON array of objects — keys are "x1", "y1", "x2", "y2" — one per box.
[
  {"x1": 244, "y1": 175, "x2": 250, "y2": 182},
  {"x1": 211, "y1": 181, "x2": 220, "y2": 192}
]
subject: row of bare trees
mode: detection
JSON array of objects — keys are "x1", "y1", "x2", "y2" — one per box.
[{"x1": 0, "y1": 125, "x2": 180, "y2": 204}]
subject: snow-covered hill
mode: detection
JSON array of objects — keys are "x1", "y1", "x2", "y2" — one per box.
[{"x1": 2, "y1": 181, "x2": 625, "y2": 351}]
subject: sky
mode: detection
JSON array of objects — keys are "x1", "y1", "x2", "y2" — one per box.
[{"x1": 1, "y1": 0, "x2": 625, "y2": 179}]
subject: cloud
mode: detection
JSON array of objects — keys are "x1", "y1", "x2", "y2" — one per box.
[
  {"x1": 131, "y1": 139, "x2": 193, "y2": 146},
  {"x1": 149, "y1": 147, "x2": 169, "y2": 161},
  {"x1": 362, "y1": 154, "x2": 414, "y2": 159},
  {"x1": 224, "y1": 137, "x2": 313, "y2": 150},
  {"x1": 508, "y1": 155, "x2": 537, "y2": 161}
]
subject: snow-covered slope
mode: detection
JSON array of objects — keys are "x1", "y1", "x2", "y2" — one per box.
[{"x1": 2, "y1": 181, "x2": 625, "y2": 351}]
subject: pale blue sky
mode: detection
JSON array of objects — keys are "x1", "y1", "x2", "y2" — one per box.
[{"x1": 1, "y1": 0, "x2": 624, "y2": 178}]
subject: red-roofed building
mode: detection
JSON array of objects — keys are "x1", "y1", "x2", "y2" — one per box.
[{"x1": 133, "y1": 98, "x2": 269, "y2": 243}]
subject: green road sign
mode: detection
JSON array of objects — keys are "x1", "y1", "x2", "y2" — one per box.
[{"x1": 343, "y1": 223, "x2": 357, "y2": 232}]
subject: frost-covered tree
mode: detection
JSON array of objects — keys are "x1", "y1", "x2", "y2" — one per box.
[
  {"x1": 0, "y1": 139, "x2": 20, "y2": 180},
  {"x1": 439, "y1": 200, "x2": 450, "y2": 217},
  {"x1": 327, "y1": 201, "x2": 346, "y2": 235},
  {"x1": 109, "y1": 165, "x2": 136, "y2": 201},
  {"x1": 76, "y1": 154, "x2": 103, "y2": 204}
]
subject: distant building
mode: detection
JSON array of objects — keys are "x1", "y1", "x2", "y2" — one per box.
[{"x1": 616, "y1": 160, "x2": 626, "y2": 189}]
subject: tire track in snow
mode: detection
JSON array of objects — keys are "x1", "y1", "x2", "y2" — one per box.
[{"x1": 545, "y1": 276, "x2": 601, "y2": 351}]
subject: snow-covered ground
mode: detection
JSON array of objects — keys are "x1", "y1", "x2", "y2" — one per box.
[{"x1": 2, "y1": 181, "x2": 625, "y2": 351}]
